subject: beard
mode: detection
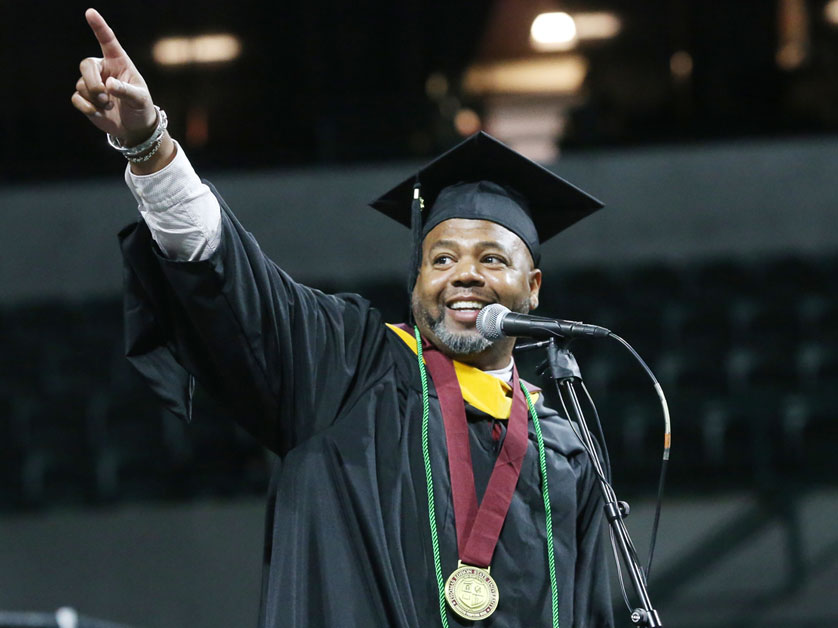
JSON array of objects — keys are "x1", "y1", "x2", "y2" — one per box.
[
  {"x1": 412, "y1": 294, "x2": 531, "y2": 357},
  {"x1": 429, "y1": 314, "x2": 492, "y2": 355}
]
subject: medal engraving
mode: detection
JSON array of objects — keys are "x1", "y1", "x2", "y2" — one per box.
[{"x1": 444, "y1": 563, "x2": 499, "y2": 621}]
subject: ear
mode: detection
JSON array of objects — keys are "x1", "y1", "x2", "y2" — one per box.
[{"x1": 528, "y1": 268, "x2": 542, "y2": 311}]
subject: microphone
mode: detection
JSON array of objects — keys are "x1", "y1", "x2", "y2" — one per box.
[{"x1": 476, "y1": 304, "x2": 611, "y2": 340}]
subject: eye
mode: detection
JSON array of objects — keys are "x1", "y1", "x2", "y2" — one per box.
[
  {"x1": 433, "y1": 254, "x2": 454, "y2": 266},
  {"x1": 482, "y1": 254, "x2": 508, "y2": 265}
]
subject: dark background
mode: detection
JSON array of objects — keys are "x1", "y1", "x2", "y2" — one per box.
[
  {"x1": 4, "y1": 0, "x2": 838, "y2": 182},
  {"x1": 1, "y1": 2, "x2": 837, "y2": 627}
]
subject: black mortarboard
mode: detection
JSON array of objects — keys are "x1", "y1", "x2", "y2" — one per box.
[{"x1": 369, "y1": 131, "x2": 604, "y2": 289}]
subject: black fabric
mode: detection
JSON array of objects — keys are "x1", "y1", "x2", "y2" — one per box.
[
  {"x1": 370, "y1": 131, "x2": 605, "y2": 297},
  {"x1": 119, "y1": 187, "x2": 614, "y2": 628},
  {"x1": 421, "y1": 181, "x2": 541, "y2": 265},
  {"x1": 369, "y1": 131, "x2": 604, "y2": 247}
]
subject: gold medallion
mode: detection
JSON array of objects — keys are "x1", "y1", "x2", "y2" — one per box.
[{"x1": 444, "y1": 561, "x2": 500, "y2": 621}]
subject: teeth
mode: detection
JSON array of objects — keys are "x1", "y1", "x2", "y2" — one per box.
[{"x1": 449, "y1": 301, "x2": 484, "y2": 310}]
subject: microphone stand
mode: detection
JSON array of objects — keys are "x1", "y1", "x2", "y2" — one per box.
[{"x1": 536, "y1": 338, "x2": 663, "y2": 627}]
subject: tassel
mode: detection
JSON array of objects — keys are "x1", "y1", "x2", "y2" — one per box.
[{"x1": 408, "y1": 181, "x2": 424, "y2": 292}]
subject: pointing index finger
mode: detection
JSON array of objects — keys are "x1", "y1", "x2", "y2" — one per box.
[{"x1": 85, "y1": 8, "x2": 125, "y2": 59}]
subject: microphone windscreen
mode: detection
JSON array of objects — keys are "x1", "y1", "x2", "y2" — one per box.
[{"x1": 476, "y1": 304, "x2": 509, "y2": 340}]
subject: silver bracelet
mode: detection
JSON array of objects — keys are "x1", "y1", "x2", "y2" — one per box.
[
  {"x1": 107, "y1": 106, "x2": 168, "y2": 159},
  {"x1": 126, "y1": 136, "x2": 164, "y2": 164}
]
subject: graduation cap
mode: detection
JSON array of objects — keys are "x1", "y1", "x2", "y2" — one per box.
[{"x1": 369, "y1": 131, "x2": 604, "y2": 289}]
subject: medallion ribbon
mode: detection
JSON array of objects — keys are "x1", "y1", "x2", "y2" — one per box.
[{"x1": 422, "y1": 343, "x2": 530, "y2": 567}]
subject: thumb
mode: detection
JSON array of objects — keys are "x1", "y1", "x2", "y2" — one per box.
[{"x1": 105, "y1": 77, "x2": 149, "y2": 107}]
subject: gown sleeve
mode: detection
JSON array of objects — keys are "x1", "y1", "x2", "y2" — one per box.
[{"x1": 118, "y1": 181, "x2": 390, "y2": 455}]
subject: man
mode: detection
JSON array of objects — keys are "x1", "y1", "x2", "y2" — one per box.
[{"x1": 72, "y1": 9, "x2": 614, "y2": 627}]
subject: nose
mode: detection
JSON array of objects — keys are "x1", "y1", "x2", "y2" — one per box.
[{"x1": 450, "y1": 259, "x2": 484, "y2": 287}]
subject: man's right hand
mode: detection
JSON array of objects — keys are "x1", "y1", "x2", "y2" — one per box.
[
  {"x1": 73, "y1": 8, "x2": 176, "y2": 174},
  {"x1": 72, "y1": 9, "x2": 158, "y2": 146}
]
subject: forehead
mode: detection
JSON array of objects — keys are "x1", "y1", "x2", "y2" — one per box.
[{"x1": 422, "y1": 218, "x2": 530, "y2": 255}]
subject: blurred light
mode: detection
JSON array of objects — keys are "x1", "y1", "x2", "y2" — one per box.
[
  {"x1": 777, "y1": 0, "x2": 809, "y2": 70},
  {"x1": 826, "y1": 0, "x2": 838, "y2": 24},
  {"x1": 530, "y1": 12, "x2": 621, "y2": 51},
  {"x1": 464, "y1": 56, "x2": 588, "y2": 95},
  {"x1": 55, "y1": 608, "x2": 78, "y2": 628},
  {"x1": 670, "y1": 50, "x2": 693, "y2": 79},
  {"x1": 483, "y1": 102, "x2": 566, "y2": 163},
  {"x1": 186, "y1": 106, "x2": 209, "y2": 147},
  {"x1": 454, "y1": 108, "x2": 482, "y2": 136},
  {"x1": 776, "y1": 42, "x2": 807, "y2": 70},
  {"x1": 425, "y1": 72, "x2": 449, "y2": 101},
  {"x1": 191, "y1": 35, "x2": 241, "y2": 63},
  {"x1": 573, "y1": 13, "x2": 622, "y2": 40},
  {"x1": 153, "y1": 34, "x2": 241, "y2": 66},
  {"x1": 153, "y1": 38, "x2": 192, "y2": 66},
  {"x1": 530, "y1": 13, "x2": 577, "y2": 51}
]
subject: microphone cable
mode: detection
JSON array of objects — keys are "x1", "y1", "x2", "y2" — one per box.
[
  {"x1": 510, "y1": 315, "x2": 672, "y2": 587},
  {"x1": 522, "y1": 329, "x2": 672, "y2": 609},
  {"x1": 606, "y1": 332, "x2": 671, "y2": 582}
]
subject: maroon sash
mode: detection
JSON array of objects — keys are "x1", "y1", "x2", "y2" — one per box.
[{"x1": 422, "y1": 342, "x2": 530, "y2": 568}]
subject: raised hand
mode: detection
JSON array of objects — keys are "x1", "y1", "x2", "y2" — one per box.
[{"x1": 71, "y1": 8, "x2": 157, "y2": 146}]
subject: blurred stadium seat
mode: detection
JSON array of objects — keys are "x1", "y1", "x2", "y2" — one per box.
[{"x1": 0, "y1": 252, "x2": 836, "y2": 509}]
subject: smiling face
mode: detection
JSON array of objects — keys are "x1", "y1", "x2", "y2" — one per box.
[{"x1": 411, "y1": 218, "x2": 542, "y2": 370}]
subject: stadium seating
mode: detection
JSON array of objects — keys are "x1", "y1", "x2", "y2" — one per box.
[{"x1": 0, "y1": 252, "x2": 835, "y2": 509}]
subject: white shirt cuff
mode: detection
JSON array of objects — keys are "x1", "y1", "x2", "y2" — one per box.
[{"x1": 125, "y1": 140, "x2": 222, "y2": 261}]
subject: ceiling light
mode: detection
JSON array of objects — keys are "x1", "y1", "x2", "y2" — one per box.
[
  {"x1": 464, "y1": 56, "x2": 588, "y2": 95},
  {"x1": 152, "y1": 38, "x2": 192, "y2": 66},
  {"x1": 153, "y1": 34, "x2": 242, "y2": 66},
  {"x1": 190, "y1": 35, "x2": 241, "y2": 64},
  {"x1": 530, "y1": 13, "x2": 577, "y2": 51},
  {"x1": 573, "y1": 12, "x2": 622, "y2": 40},
  {"x1": 670, "y1": 51, "x2": 693, "y2": 79},
  {"x1": 530, "y1": 11, "x2": 621, "y2": 52}
]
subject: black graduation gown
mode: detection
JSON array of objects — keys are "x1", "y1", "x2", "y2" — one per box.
[{"x1": 118, "y1": 185, "x2": 614, "y2": 628}]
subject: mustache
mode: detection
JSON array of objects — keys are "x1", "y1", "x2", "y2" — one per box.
[{"x1": 410, "y1": 293, "x2": 531, "y2": 328}]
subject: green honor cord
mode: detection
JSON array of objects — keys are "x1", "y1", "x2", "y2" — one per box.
[
  {"x1": 523, "y1": 384, "x2": 561, "y2": 627},
  {"x1": 413, "y1": 326, "x2": 560, "y2": 627},
  {"x1": 415, "y1": 327, "x2": 450, "y2": 628}
]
